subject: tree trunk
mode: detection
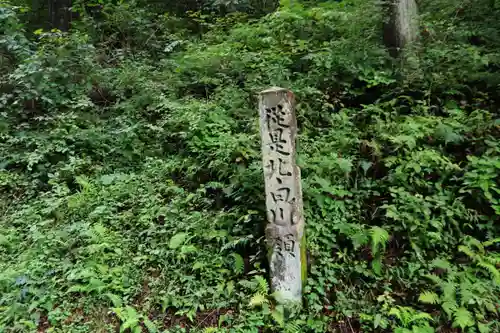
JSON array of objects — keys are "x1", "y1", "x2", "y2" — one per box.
[
  {"x1": 383, "y1": 0, "x2": 419, "y2": 57},
  {"x1": 48, "y1": 0, "x2": 71, "y2": 31}
]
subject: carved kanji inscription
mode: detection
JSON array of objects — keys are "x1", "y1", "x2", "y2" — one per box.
[{"x1": 258, "y1": 87, "x2": 306, "y2": 303}]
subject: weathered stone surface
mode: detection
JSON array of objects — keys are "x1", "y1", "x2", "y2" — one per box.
[{"x1": 258, "y1": 87, "x2": 305, "y2": 304}]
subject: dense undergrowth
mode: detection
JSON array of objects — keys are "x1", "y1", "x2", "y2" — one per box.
[{"x1": 1, "y1": 0, "x2": 500, "y2": 332}]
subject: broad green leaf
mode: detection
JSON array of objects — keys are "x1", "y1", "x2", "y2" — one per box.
[
  {"x1": 374, "y1": 313, "x2": 383, "y2": 328},
  {"x1": 67, "y1": 285, "x2": 84, "y2": 293},
  {"x1": 125, "y1": 306, "x2": 139, "y2": 320},
  {"x1": 192, "y1": 261, "x2": 205, "y2": 270},
  {"x1": 121, "y1": 319, "x2": 139, "y2": 333},
  {"x1": 478, "y1": 322, "x2": 491, "y2": 333},
  {"x1": 100, "y1": 174, "x2": 116, "y2": 185},
  {"x1": 360, "y1": 160, "x2": 372, "y2": 175},
  {"x1": 180, "y1": 244, "x2": 197, "y2": 254},
  {"x1": 337, "y1": 158, "x2": 353, "y2": 174},
  {"x1": 169, "y1": 232, "x2": 188, "y2": 249},
  {"x1": 372, "y1": 256, "x2": 382, "y2": 275},
  {"x1": 105, "y1": 293, "x2": 123, "y2": 307}
]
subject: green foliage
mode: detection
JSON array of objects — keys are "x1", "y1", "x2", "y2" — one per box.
[
  {"x1": 418, "y1": 256, "x2": 500, "y2": 331},
  {"x1": 1, "y1": 0, "x2": 500, "y2": 332},
  {"x1": 418, "y1": 291, "x2": 439, "y2": 305},
  {"x1": 113, "y1": 305, "x2": 157, "y2": 333},
  {"x1": 388, "y1": 306, "x2": 434, "y2": 333}
]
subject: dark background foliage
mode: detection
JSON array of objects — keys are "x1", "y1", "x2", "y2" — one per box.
[{"x1": 1, "y1": 0, "x2": 499, "y2": 332}]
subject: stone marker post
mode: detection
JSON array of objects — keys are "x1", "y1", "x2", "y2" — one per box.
[{"x1": 258, "y1": 87, "x2": 306, "y2": 305}]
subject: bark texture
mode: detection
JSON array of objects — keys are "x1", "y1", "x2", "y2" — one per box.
[
  {"x1": 48, "y1": 0, "x2": 72, "y2": 31},
  {"x1": 383, "y1": 0, "x2": 419, "y2": 57}
]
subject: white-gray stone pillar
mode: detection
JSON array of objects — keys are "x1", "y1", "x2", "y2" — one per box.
[{"x1": 258, "y1": 87, "x2": 306, "y2": 305}]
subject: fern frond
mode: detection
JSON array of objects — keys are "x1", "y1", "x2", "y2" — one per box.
[
  {"x1": 431, "y1": 258, "x2": 452, "y2": 271},
  {"x1": 370, "y1": 226, "x2": 389, "y2": 255},
  {"x1": 424, "y1": 273, "x2": 442, "y2": 285},
  {"x1": 442, "y1": 301, "x2": 458, "y2": 319},
  {"x1": 249, "y1": 293, "x2": 267, "y2": 308},
  {"x1": 409, "y1": 312, "x2": 434, "y2": 324},
  {"x1": 459, "y1": 280, "x2": 474, "y2": 306},
  {"x1": 254, "y1": 275, "x2": 269, "y2": 294},
  {"x1": 231, "y1": 253, "x2": 244, "y2": 274},
  {"x1": 458, "y1": 245, "x2": 477, "y2": 261},
  {"x1": 238, "y1": 279, "x2": 255, "y2": 290},
  {"x1": 220, "y1": 235, "x2": 253, "y2": 252},
  {"x1": 452, "y1": 307, "x2": 474, "y2": 330},
  {"x1": 143, "y1": 318, "x2": 157, "y2": 333},
  {"x1": 401, "y1": 308, "x2": 414, "y2": 327},
  {"x1": 372, "y1": 256, "x2": 383, "y2": 275},
  {"x1": 485, "y1": 255, "x2": 500, "y2": 265},
  {"x1": 271, "y1": 308, "x2": 285, "y2": 327},
  {"x1": 418, "y1": 291, "x2": 440, "y2": 304},
  {"x1": 285, "y1": 322, "x2": 301, "y2": 333},
  {"x1": 442, "y1": 282, "x2": 457, "y2": 302},
  {"x1": 482, "y1": 238, "x2": 500, "y2": 247},
  {"x1": 388, "y1": 307, "x2": 402, "y2": 322},
  {"x1": 465, "y1": 237, "x2": 485, "y2": 254},
  {"x1": 478, "y1": 261, "x2": 500, "y2": 283},
  {"x1": 203, "y1": 328, "x2": 219, "y2": 333}
]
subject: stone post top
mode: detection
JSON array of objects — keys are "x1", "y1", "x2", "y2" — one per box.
[{"x1": 260, "y1": 87, "x2": 290, "y2": 94}]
